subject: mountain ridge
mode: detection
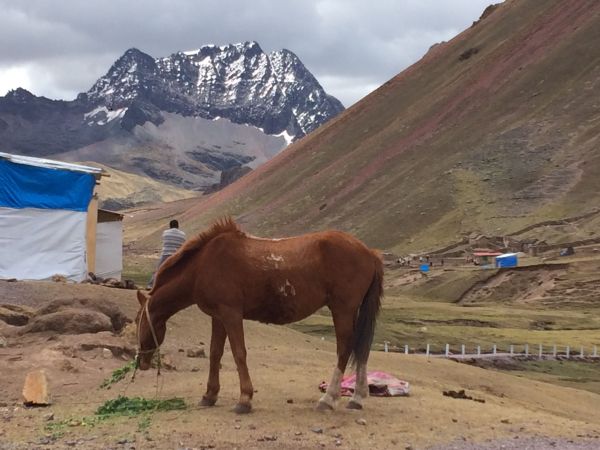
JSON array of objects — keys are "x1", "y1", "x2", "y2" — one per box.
[
  {"x1": 125, "y1": 0, "x2": 600, "y2": 255},
  {"x1": 0, "y1": 41, "x2": 344, "y2": 190}
]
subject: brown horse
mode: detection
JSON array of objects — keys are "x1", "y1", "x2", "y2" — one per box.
[{"x1": 135, "y1": 218, "x2": 383, "y2": 413}]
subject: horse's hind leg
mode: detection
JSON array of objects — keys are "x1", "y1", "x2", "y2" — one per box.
[
  {"x1": 347, "y1": 362, "x2": 368, "y2": 409},
  {"x1": 200, "y1": 317, "x2": 226, "y2": 407},
  {"x1": 221, "y1": 313, "x2": 254, "y2": 414},
  {"x1": 317, "y1": 309, "x2": 353, "y2": 411}
]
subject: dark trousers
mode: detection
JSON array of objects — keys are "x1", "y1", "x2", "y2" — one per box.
[{"x1": 147, "y1": 254, "x2": 170, "y2": 289}]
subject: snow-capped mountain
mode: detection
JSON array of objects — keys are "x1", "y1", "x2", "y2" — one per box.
[
  {"x1": 0, "y1": 42, "x2": 344, "y2": 191},
  {"x1": 84, "y1": 42, "x2": 344, "y2": 138}
]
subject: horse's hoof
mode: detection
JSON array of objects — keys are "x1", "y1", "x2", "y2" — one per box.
[
  {"x1": 234, "y1": 403, "x2": 252, "y2": 414},
  {"x1": 346, "y1": 400, "x2": 363, "y2": 410},
  {"x1": 199, "y1": 396, "x2": 217, "y2": 407},
  {"x1": 316, "y1": 400, "x2": 334, "y2": 411}
]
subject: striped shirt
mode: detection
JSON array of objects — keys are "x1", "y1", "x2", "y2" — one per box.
[{"x1": 161, "y1": 228, "x2": 186, "y2": 256}]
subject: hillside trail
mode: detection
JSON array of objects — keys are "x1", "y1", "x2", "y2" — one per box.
[{"x1": 1, "y1": 280, "x2": 600, "y2": 449}]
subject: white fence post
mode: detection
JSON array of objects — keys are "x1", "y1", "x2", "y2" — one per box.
[
  {"x1": 566, "y1": 346, "x2": 570, "y2": 359},
  {"x1": 580, "y1": 346, "x2": 584, "y2": 358},
  {"x1": 384, "y1": 341, "x2": 389, "y2": 353},
  {"x1": 594, "y1": 346, "x2": 598, "y2": 357},
  {"x1": 461, "y1": 344, "x2": 465, "y2": 357},
  {"x1": 445, "y1": 343, "x2": 450, "y2": 357},
  {"x1": 493, "y1": 344, "x2": 497, "y2": 355},
  {"x1": 525, "y1": 344, "x2": 529, "y2": 357},
  {"x1": 538, "y1": 344, "x2": 543, "y2": 359},
  {"x1": 510, "y1": 345, "x2": 514, "y2": 356},
  {"x1": 404, "y1": 344, "x2": 409, "y2": 355},
  {"x1": 477, "y1": 345, "x2": 481, "y2": 356},
  {"x1": 553, "y1": 345, "x2": 557, "y2": 357},
  {"x1": 426, "y1": 344, "x2": 430, "y2": 358}
]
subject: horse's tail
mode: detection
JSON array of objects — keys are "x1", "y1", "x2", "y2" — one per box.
[{"x1": 350, "y1": 252, "x2": 383, "y2": 369}]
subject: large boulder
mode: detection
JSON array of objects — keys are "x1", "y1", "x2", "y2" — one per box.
[
  {"x1": 19, "y1": 309, "x2": 114, "y2": 335},
  {"x1": 35, "y1": 298, "x2": 130, "y2": 332}
]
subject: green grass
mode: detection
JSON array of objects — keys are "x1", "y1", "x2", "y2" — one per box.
[
  {"x1": 95, "y1": 396, "x2": 186, "y2": 417},
  {"x1": 292, "y1": 297, "x2": 600, "y2": 353},
  {"x1": 99, "y1": 361, "x2": 136, "y2": 389},
  {"x1": 122, "y1": 255, "x2": 155, "y2": 287},
  {"x1": 44, "y1": 396, "x2": 186, "y2": 438},
  {"x1": 487, "y1": 359, "x2": 600, "y2": 395}
]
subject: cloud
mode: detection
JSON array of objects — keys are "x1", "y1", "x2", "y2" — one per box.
[{"x1": 0, "y1": 0, "x2": 495, "y2": 106}]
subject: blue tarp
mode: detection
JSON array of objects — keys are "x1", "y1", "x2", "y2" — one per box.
[{"x1": 0, "y1": 159, "x2": 95, "y2": 212}]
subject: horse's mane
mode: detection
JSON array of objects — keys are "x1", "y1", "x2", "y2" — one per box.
[{"x1": 151, "y1": 217, "x2": 243, "y2": 292}]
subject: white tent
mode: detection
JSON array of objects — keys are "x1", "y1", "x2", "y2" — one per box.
[
  {"x1": 0, "y1": 152, "x2": 122, "y2": 281},
  {"x1": 95, "y1": 209, "x2": 124, "y2": 280}
]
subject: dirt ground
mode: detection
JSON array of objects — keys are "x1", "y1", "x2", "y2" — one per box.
[{"x1": 1, "y1": 280, "x2": 600, "y2": 449}]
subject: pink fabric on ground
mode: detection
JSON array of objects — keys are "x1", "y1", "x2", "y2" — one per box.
[{"x1": 319, "y1": 371, "x2": 410, "y2": 397}]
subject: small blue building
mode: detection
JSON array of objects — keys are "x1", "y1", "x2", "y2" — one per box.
[{"x1": 495, "y1": 253, "x2": 518, "y2": 268}]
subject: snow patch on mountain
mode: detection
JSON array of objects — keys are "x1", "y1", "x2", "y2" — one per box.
[{"x1": 84, "y1": 106, "x2": 128, "y2": 125}]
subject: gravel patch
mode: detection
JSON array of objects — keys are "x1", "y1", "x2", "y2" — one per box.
[{"x1": 430, "y1": 436, "x2": 600, "y2": 450}]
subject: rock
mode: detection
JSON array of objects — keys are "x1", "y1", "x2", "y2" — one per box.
[
  {"x1": 286, "y1": 398, "x2": 294, "y2": 404},
  {"x1": 355, "y1": 418, "x2": 367, "y2": 426},
  {"x1": 311, "y1": 427, "x2": 323, "y2": 434},
  {"x1": 0, "y1": 304, "x2": 34, "y2": 326},
  {"x1": 22, "y1": 369, "x2": 51, "y2": 406},
  {"x1": 102, "y1": 348, "x2": 113, "y2": 359},
  {"x1": 335, "y1": 440, "x2": 342, "y2": 446},
  {"x1": 20, "y1": 309, "x2": 113, "y2": 335},
  {"x1": 191, "y1": 367, "x2": 200, "y2": 372},
  {"x1": 44, "y1": 412, "x2": 55, "y2": 421},
  {"x1": 186, "y1": 347, "x2": 206, "y2": 358},
  {"x1": 35, "y1": 298, "x2": 130, "y2": 332}
]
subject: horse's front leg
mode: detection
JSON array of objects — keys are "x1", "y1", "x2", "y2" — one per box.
[
  {"x1": 221, "y1": 313, "x2": 254, "y2": 414},
  {"x1": 200, "y1": 317, "x2": 226, "y2": 407}
]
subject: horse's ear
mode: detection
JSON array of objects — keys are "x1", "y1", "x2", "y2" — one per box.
[{"x1": 137, "y1": 290, "x2": 148, "y2": 306}]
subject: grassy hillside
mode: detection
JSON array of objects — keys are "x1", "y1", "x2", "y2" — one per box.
[
  {"x1": 88, "y1": 161, "x2": 198, "y2": 210},
  {"x1": 125, "y1": 0, "x2": 600, "y2": 257}
]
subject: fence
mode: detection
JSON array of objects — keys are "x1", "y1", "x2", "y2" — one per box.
[{"x1": 378, "y1": 342, "x2": 600, "y2": 359}]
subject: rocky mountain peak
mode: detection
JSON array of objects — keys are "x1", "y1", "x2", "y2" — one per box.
[
  {"x1": 85, "y1": 42, "x2": 344, "y2": 139},
  {"x1": 5, "y1": 88, "x2": 36, "y2": 103}
]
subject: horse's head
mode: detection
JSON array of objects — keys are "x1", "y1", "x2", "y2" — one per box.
[{"x1": 135, "y1": 290, "x2": 163, "y2": 370}]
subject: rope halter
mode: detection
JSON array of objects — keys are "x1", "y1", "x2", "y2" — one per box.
[{"x1": 133, "y1": 298, "x2": 162, "y2": 378}]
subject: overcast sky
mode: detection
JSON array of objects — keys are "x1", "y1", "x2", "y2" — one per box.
[{"x1": 0, "y1": 0, "x2": 495, "y2": 107}]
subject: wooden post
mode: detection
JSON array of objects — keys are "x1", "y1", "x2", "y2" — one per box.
[
  {"x1": 384, "y1": 341, "x2": 389, "y2": 353},
  {"x1": 426, "y1": 344, "x2": 430, "y2": 358},
  {"x1": 553, "y1": 345, "x2": 557, "y2": 357},
  {"x1": 85, "y1": 192, "x2": 98, "y2": 275},
  {"x1": 445, "y1": 344, "x2": 450, "y2": 357},
  {"x1": 477, "y1": 345, "x2": 481, "y2": 356},
  {"x1": 538, "y1": 344, "x2": 543, "y2": 359},
  {"x1": 580, "y1": 346, "x2": 584, "y2": 358},
  {"x1": 404, "y1": 344, "x2": 409, "y2": 355},
  {"x1": 566, "y1": 346, "x2": 570, "y2": 359},
  {"x1": 525, "y1": 344, "x2": 529, "y2": 357},
  {"x1": 594, "y1": 346, "x2": 598, "y2": 358},
  {"x1": 493, "y1": 344, "x2": 497, "y2": 355},
  {"x1": 510, "y1": 345, "x2": 514, "y2": 356},
  {"x1": 461, "y1": 344, "x2": 465, "y2": 357}
]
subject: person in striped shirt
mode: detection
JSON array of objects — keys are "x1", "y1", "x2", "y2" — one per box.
[{"x1": 147, "y1": 219, "x2": 186, "y2": 289}]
